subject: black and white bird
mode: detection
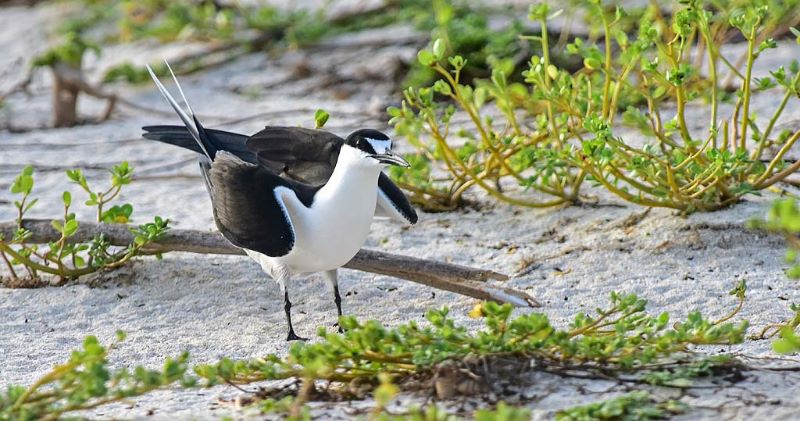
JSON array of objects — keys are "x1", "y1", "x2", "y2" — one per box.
[{"x1": 142, "y1": 64, "x2": 417, "y2": 341}]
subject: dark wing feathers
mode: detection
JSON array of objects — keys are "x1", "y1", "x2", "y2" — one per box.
[
  {"x1": 208, "y1": 152, "x2": 296, "y2": 257},
  {"x1": 377, "y1": 173, "x2": 418, "y2": 224},
  {"x1": 247, "y1": 127, "x2": 343, "y2": 185}
]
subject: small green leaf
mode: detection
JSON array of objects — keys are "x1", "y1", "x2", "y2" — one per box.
[
  {"x1": 314, "y1": 109, "x2": 329, "y2": 129},
  {"x1": 417, "y1": 49, "x2": 435, "y2": 66},
  {"x1": 432, "y1": 38, "x2": 446, "y2": 60},
  {"x1": 10, "y1": 166, "x2": 34, "y2": 195},
  {"x1": 584, "y1": 57, "x2": 602, "y2": 70},
  {"x1": 546, "y1": 64, "x2": 558, "y2": 80},
  {"x1": 774, "y1": 340, "x2": 792, "y2": 353},
  {"x1": 64, "y1": 219, "x2": 79, "y2": 237}
]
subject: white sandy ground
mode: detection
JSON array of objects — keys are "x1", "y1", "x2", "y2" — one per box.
[{"x1": 3, "y1": 1, "x2": 800, "y2": 419}]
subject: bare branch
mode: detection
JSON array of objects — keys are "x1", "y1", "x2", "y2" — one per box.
[{"x1": 0, "y1": 219, "x2": 539, "y2": 307}]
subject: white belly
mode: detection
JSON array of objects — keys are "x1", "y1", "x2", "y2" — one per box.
[
  {"x1": 280, "y1": 197, "x2": 376, "y2": 273},
  {"x1": 245, "y1": 197, "x2": 376, "y2": 275}
]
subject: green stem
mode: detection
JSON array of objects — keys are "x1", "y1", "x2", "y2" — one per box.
[
  {"x1": 699, "y1": 18, "x2": 720, "y2": 145},
  {"x1": 756, "y1": 129, "x2": 800, "y2": 188},
  {"x1": 16, "y1": 193, "x2": 29, "y2": 228},
  {"x1": 739, "y1": 26, "x2": 758, "y2": 152},
  {"x1": 10, "y1": 360, "x2": 83, "y2": 412},
  {"x1": 748, "y1": 72, "x2": 800, "y2": 169},
  {"x1": 600, "y1": 9, "x2": 613, "y2": 120},
  {"x1": 0, "y1": 242, "x2": 94, "y2": 278},
  {"x1": 0, "y1": 248, "x2": 18, "y2": 280},
  {"x1": 540, "y1": 16, "x2": 558, "y2": 138}
]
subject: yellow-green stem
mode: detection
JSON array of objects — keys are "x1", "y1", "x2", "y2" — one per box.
[{"x1": 739, "y1": 28, "x2": 757, "y2": 152}]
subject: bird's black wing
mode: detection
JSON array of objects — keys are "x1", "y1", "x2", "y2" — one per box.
[
  {"x1": 208, "y1": 151, "x2": 310, "y2": 257},
  {"x1": 246, "y1": 127, "x2": 343, "y2": 185},
  {"x1": 377, "y1": 173, "x2": 418, "y2": 224}
]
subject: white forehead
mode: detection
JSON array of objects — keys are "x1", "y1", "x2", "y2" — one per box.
[{"x1": 366, "y1": 137, "x2": 392, "y2": 153}]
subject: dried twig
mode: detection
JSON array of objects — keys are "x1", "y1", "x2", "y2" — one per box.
[
  {"x1": 0, "y1": 66, "x2": 34, "y2": 103},
  {"x1": 0, "y1": 219, "x2": 539, "y2": 307}
]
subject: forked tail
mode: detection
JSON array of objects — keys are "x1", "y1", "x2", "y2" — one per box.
[{"x1": 145, "y1": 62, "x2": 219, "y2": 160}]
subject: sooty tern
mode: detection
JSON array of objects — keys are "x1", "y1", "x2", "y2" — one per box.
[{"x1": 142, "y1": 63, "x2": 417, "y2": 341}]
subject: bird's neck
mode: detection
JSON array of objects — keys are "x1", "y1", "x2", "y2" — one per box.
[{"x1": 316, "y1": 147, "x2": 382, "y2": 205}]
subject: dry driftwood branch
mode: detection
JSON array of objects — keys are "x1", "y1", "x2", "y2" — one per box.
[
  {"x1": 0, "y1": 219, "x2": 539, "y2": 307},
  {"x1": 49, "y1": 62, "x2": 178, "y2": 126},
  {"x1": 42, "y1": 55, "x2": 233, "y2": 128},
  {"x1": 0, "y1": 65, "x2": 34, "y2": 103}
]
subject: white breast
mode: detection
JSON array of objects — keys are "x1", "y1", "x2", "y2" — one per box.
[{"x1": 248, "y1": 146, "x2": 383, "y2": 275}]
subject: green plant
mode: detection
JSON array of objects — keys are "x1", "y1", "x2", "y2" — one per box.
[
  {"x1": 643, "y1": 355, "x2": 734, "y2": 387},
  {"x1": 46, "y1": 0, "x2": 544, "y2": 89},
  {"x1": 194, "y1": 290, "x2": 747, "y2": 412},
  {"x1": 314, "y1": 109, "x2": 330, "y2": 129},
  {"x1": 2, "y1": 288, "x2": 748, "y2": 419},
  {"x1": 749, "y1": 198, "x2": 800, "y2": 352},
  {"x1": 116, "y1": 0, "x2": 235, "y2": 43},
  {"x1": 399, "y1": 0, "x2": 536, "y2": 89},
  {"x1": 0, "y1": 164, "x2": 169, "y2": 286},
  {"x1": 32, "y1": 31, "x2": 100, "y2": 69},
  {"x1": 102, "y1": 61, "x2": 169, "y2": 84},
  {"x1": 773, "y1": 326, "x2": 800, "y2": 354},
  {"x1": 556, "y1": 391, "x2": 686, "y2": 421},
  {"x1": 751, "y1": 198, "x2": 800, "y2": 278},
  {"x1": 66, "y1": 162, "x2": 133, "y2": 223},
  {"x1": 258, "y1": 385, "x2": 530, "y2": 420},
  {"x1": 0, "y1": 333, "x2": 193, "y2": 421},
  {"x1": 755, "y1": 303, "x2": 800, "y2": 344},
  {"x1": 474, "y1": 402, "x2": 531, "y2": 421},
  {"x1": 392, "y1": 1, "x2": 800, "y2": 212}
]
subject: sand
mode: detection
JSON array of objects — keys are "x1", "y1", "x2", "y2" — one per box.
[{"x1": 2, "y1": 1, "x2": 800, "y2": 419}]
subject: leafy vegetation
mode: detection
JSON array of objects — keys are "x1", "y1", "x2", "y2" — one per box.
[
  {"x1": 194, "y1": 291, "x2": 746, "y2": 417},
  {"x1": 556, "y1": 391, "x2": 686, "y2": 421},
  {"x1": 0, "y1": 164, "x2": 169, "y2": 287},
  {"x1": 749, "y1": 198, "x2": 800, "y2": 353},
  {"x1": 0, "y1": 332, "x2": 193, "y2": 421},
  {"x1": 31, "y1": 33, "x2": 100, "y2": 69},
  {"x1": 773, "y1": 325, "x2": 800, "y2": 354},
  {"x1": 1, "y1": 289, "x2": 749, "y2": 420},
  {"x1": 751, "y1": 198, "x2": 800, "y2": 279},
  {"x1": 53, "y1": 0, "x2": 537, "y2": 87},
  {"x1": 392, "y1": 1, "x2": 800, "y2": 212},
  {"x1": 643, "y1": 355, "x2": 735, "y2": 387},
  {"x1": 19, "y1": 0, "x2": 800, "y2": 202}
]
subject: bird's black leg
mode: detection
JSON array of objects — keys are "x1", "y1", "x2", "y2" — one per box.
[
  {"x1": 283, "y1": 289, "x2": 306, "y2": 341},
  {"x1": 333, "y1": 284, "x2": 343, "y2": 319},
  {"x1": 324, "y1": 270, "x2": 345, "y2": 334}
]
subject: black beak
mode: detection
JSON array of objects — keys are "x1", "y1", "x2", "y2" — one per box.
[{"x1": 371, "y1": 151, "x2": 410, "y2": 167}]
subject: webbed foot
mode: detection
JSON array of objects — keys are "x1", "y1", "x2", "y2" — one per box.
[{"x1": 286, "y1": 329, "x2": 307, "y2": 341}]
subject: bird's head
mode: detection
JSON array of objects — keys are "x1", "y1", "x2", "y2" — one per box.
[{"x1": 344, "y1": 129, "x2": 409, "y2": 168}]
